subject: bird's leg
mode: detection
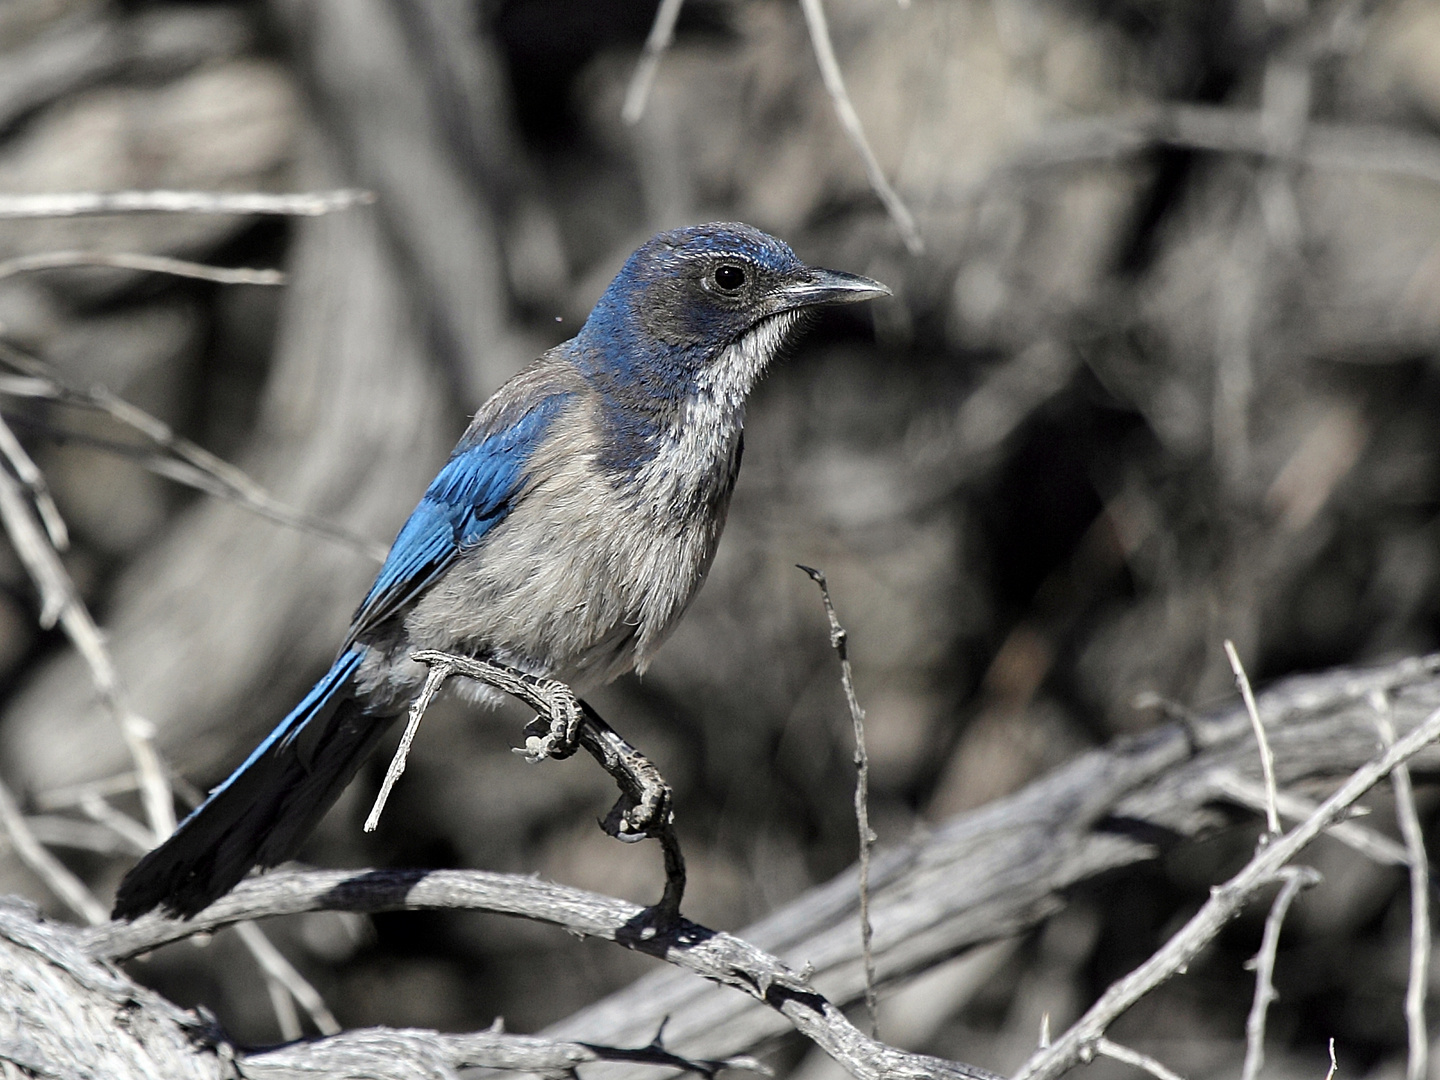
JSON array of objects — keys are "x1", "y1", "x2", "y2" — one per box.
[
  {"x1": 572, "y1": 699, "x2": 684, "y2": 918},
  {"x1": 409, "y1": 650, "x2": 686, "y2": 917}
]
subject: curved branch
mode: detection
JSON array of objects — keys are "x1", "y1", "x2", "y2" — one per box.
[{"x1": 85, "y1": 868, "x2": 999, "y2": 1080}]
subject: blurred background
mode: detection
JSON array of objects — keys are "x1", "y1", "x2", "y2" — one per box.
[{"x1": 1, "y1": 0, "x2": 1439, "y2": 1076}]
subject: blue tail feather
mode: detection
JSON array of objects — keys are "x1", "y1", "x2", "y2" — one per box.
[{"x1": 112, "y1": 648, "x2": 395, "y2": 919}]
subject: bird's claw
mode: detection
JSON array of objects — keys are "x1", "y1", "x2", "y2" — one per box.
[
  {"x1": 517, "y1": 687, "x2": 583, "y2": 762},
  {"x1": 600, "y1": 768, "x2": 674, "y2": 840}
]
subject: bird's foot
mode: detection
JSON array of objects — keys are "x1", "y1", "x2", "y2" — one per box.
[{"x1": 510, "y1": 677, "x2": 583, "y2": 762}]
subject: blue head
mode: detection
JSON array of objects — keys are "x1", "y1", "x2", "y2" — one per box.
[{"x1": 573, "y1": 223, "x2": 889, "y2": 468}]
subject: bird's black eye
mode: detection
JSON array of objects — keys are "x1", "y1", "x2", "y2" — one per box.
[{"x1": 713, "y1": 264, "x2": 747, "y2": 291}]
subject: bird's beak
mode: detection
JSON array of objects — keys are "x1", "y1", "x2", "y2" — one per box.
[{"x1": 775, "y1": 267, "x2": 892, "y2": 310}]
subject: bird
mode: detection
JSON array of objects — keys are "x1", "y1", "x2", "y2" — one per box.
[{"x1": 112, "y1": 222, "x2": 890, "y2": 920}]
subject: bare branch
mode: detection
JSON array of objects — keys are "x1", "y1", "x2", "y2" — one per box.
[
  {"x1": 0, "y1": 777, "x2": 107, "y2": 926},
  {"x1": 0, "y1": 189, "x2": 375, "y2": 220},
  {"x1": 1094, "y1": 1038, "x2": 1189, "y2": 1080},
  {"x1": 798, "y1": 0, "x2": 923, "y2": 255},
  {"x1": 0, "y1": 418, "x2": 173, "y2": 840},
  {"x1": 622, "y1": 0, "x2": 685, "y2": 125},
  {"x1": 1014, "y1": 702, "x2": 1440, "y2": 1080},
  {"x1": 0, "y1": 251, "x2": 285, "y2": 285},
  {"x1": 83, "y1": 868, "x2": 999, "y2": 1080},
  {"x1": 1242, "y1": 866, "x2": 1321, "y2": 1080},
  {"x1": 0, "y1": 343, "x2": 387, "y2": 562},
  {"x1": 363, "y1": 660, "x2": 451, "y2": 832},
  {"x1": 801, "y1": 565, "x2": 878, "y2": 1037},
  {"x1": 1226, "y1": 640, "x2": 1281, "y2": 838},
  {"x1": 1210, "y1": 771, "x2": 1410, "y2": 868},
  {"x1": 238, "y1": 1024, "x2": 759, "y2": 1079},
  {"x1": 1376, "y1": 697, "x2": 1429, "y2": 1080},
  {"x1": 233, "y1": 921, "x2": 342, "y2": 1038}
]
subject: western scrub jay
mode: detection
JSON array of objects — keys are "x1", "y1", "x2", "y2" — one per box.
[{"x1": 113, "y1": 222, "x2": 889, "y2": 919}]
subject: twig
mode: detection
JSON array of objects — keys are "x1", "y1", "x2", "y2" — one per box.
[
  {"x1": 0, "y1": 776, "x2": 108, "y2": 926},
  {"x1": 0, "y1": 412, "x2": 66, "y2": 550},
  {"x1": 1242, "y1": 866, "x2": 1321, "y2": 1080},
  {"x1": 1211, "y1": 771, "x2": 1410, "y2": 867},
  {"x1": 1226, "y1": 640, "x2": 1281, "y2": 838},
  {"x1": 232, "y1": 921, "x2": 342, "y2": 1038},
  {"x1": 1094, "y1": 1038, "x2": 1188, "y2": 1080},
  {"x1": 0, "y1": 342, "x2": 387, "y2": 562},
  {"x1": 1375, "y1": 696, "x2": 1429, "y2": 1080},
  {"x1": 83, "y1": 868, "x2": 1000, "y2": 1080},
  {"x1": 1014, "y1": 702, "x2": 1440, "y2": 1080},
  {"x1": 0, "y1": 189, "x2": 375, "y2": 219},
  {"x1": 1325, "y1": 1037, "x2": 1338, "y2": 1080},
  {"x1": 0, "y1": 425, "x2": 173, "y2": 840},
  {"x1": 363, "y1": 660, "x2": 452, "y2": 832},
  {"x1": 76, "y1": 794, "x2": 155, "y2": 856},
  {"x1": 797, "y1": 0, "x2": 923, "y2": 255},
  {"x1": 800, "y1": 565, "x2": 878, "y2": 1037},
  {"x1": 622, "y1": 0, "x2": 685, "y2": 124},
  {"x1": 0, "y1": 251, "x2": 285, "y2": 285}
]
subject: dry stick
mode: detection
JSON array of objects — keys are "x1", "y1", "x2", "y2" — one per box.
[
  {"x1": 1241, "y1": 866, "x2": 1321, "y2": 1080},
  {"x1": 1225, "y1": 640, "x2": 1282, "y2": 838},
  {"x1": 363, "y1": 660, "x2": 452, "y2": 832},
  {"x1": 1325, "y1": 1037, "x2": 1338, "y2": 1080},
  {"x1": 801, "y1": 565, "x2": 878, "y2": 1038},
  {"x1": 85, "y1": 868, "x2": 1000, "y2": 1080},
  {"x1": 0, "y1": 189, "x2": 375, "y2": 219},
  {"x1": 232, "y1": 921, "x2": 342, "y2": 1038},
  {"x1": 797, "y1": 0, "x2": 924, "y2": 255},
  {"x1": 0, "y1": 776, "x2": 108, "y2": 926},
  {"x1": 0, "y1": 343, "x2": 387, "y2": 562},
  {"x1": 1211, "y1": 771, "x2": 1410, "y2": 868},
  {"x1": 366, "y1": 650, "x2": 687, "y2": 918},
  {"x1": 0, "y1": 251, "x2": 285, "y2": 285},
  {"x1": 621, "y1": 0, "x2": 685, "y2": 124},
  {"x1": 0, "y1": 425, "x2": 172, "y2": 839},
  {"x1": 1375, "y1": 696, "x2": 1429, "y2": 1080},
  {"x1": 0, "y1": 410, "x2": 66, "y2": 549},
  {"x1": 1014, "y1": 703, "x2": 1440, "y2": 1080},
  {"x1": 1094, "y1": 1038, "x2": 1189, "y2": 1080}
]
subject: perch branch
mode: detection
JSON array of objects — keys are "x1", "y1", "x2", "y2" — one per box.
[
  {"x1": 367, "y1": 650, "x2": 687, "y2": 919},
  {"x1": 0, "y1": 189, "x2": 375, "y2": 219},
  {"x1": 82, "y1": 868, "x2": 1000, "y2": 1080},
  {"x1": 1014, "y1": 702, "x2": 1440, "y2": 1080},
  {"x1": 801, "y1": 565, "x2": 878, "y2": 1036}
]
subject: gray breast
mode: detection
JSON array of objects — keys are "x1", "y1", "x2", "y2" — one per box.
[{"x1": 398, "y1": 393, "x2": 742, "y2": 693}]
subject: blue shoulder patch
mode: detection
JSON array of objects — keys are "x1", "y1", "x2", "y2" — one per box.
[{"x1": 346, "y1": 393, "x2": 572, "y2": 641}]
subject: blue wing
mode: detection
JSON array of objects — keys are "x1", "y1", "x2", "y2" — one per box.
[{"x1": 345, "y1": 392, "x2": 573, "y2": 643}]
